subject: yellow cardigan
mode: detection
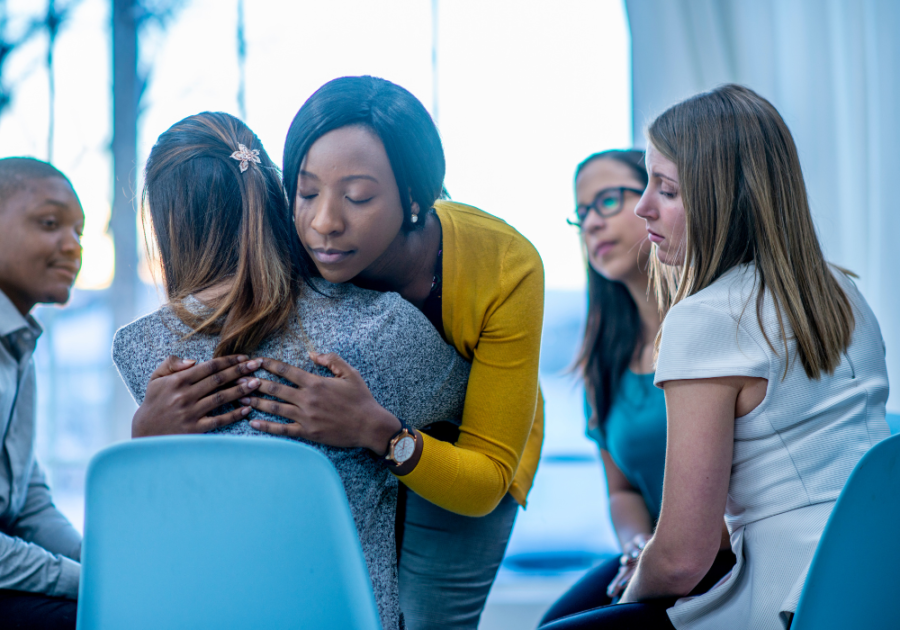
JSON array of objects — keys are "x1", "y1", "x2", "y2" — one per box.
[{"x1": 395, "y1": 201, "x2": 545, "y2": 517}]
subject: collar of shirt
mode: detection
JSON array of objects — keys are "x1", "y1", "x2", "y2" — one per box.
[{"x1": 0, "y1": 290, "x2": 42, "y2": 363}]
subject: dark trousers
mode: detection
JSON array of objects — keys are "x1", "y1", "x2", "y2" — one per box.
[
  {"x1": 540, "y1": 549, "x2": 736, "y2": 629},
  {"x1": 0, "y1": 590, "x2": 77, "y2": 630}
]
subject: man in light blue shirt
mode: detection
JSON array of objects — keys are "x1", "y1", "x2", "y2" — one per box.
[{"x1": 0, "y1": 157, "x2": 84, "y2": 629}]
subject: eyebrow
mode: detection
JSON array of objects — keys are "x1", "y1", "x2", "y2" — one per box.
[
  {"x1": 298, "y1": 170, "x2": 379, "y2": 184},
  {"x1": 31, "y1": 200, "x2": 75, "y2": 212},
  {"x1": 652, "y1": 171, "x2": 678, "y2": 184}
]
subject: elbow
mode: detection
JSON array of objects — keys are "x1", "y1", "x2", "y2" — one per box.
[
  {"x1": 451, "y1": 468, "x2": 513, "y2": 518},
  {"x1": 653, "y1": 545, "x2": 718, "y2": 596},
  {"x1": 453, "y1": 486, "x2": 508, "y2": 517},
  {"x1": 459, "y1": 504, "x2": 497, "y2": 518}
]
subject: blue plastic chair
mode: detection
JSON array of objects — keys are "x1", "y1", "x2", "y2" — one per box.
[
  {"x1": 791, "y1": 432, "x2": 900, "y2": 629},
  {"x1": 886, "y1": 412, "x2": 900, "y2": 435},
  {"x1": 77, "y1": 435, "x2": 381, "y2": 630}
]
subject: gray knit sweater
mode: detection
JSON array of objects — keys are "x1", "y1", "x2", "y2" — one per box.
[{"x1": 112, "y1": 279, "x2": 470, "y2": 630}]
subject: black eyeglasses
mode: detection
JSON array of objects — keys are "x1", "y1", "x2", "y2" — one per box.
[{"x1": 567, "y1": 186, "x2": 644, "y2": 227}]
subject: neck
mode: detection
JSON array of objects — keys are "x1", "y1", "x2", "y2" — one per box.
[
  {"x1": 192, "y1": 279, "x2": 236, "y2": 307},
  {"x1": 353, "y1": 213, "x2": 441, "y2": 308},
  {"x1": 0, "y1": 285, "x2": 35, "y2": 317},
  {"x1": 620, "y1": 269, "x2": 661, "y2": 372}
]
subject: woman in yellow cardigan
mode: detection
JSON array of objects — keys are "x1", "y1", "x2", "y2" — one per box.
[{"x1": 247, "y1": 76, "x2": 545, "y2": 629}]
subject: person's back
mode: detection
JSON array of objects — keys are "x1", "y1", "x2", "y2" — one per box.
[
  {"x1": 0, "y1": 157, "x2": 85, "y2": 629},
  {"x1": 113, "y1": 279, "x2": 468, "y2": 630}
]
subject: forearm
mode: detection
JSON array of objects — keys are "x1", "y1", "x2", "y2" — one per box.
[
  {"x1": 14, "y1": 464, "x2": 82, "y2": 561},
  {"x1": 0, "y1": 531, "x2": 80, "y2": 599},
  {"x1": 395, "y1": 432, "x2": 513, "y2": 516},
  {"x1": 620, "y1": 536, "x2": 709, "y2": 602},
  {"x1": 609, "y1": 491, "x2": 654, "y2": 549}
]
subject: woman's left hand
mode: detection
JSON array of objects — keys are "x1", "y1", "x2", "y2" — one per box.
[
  {"x1": 607, "y1": 533, "x2": 651, "y2": 599},
  {"x1": 243, "y1": 353, "x2": 401, "y2": 454}
]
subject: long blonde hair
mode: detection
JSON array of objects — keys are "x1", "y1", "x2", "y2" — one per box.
[{"x1": 647, "y1": 84, "x2": 854, "y2": 379}]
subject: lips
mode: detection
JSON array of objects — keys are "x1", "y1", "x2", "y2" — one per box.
[
  {"x1": 311, "y1": 248, "x2": 353, "y2": 265},
  {"x1": 593, "y1": 240, "x2": 616, "y2": 258},
  {"x1": 646, "y1": 228, "x2": 664, "y2": 244},
  {"x1": 50, "y1": 262, "x2": 80, "y2": 280}
]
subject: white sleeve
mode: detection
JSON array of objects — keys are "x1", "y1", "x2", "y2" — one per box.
[{"x1": 654, "y1": 300, "x2": 770, "y2": 387}]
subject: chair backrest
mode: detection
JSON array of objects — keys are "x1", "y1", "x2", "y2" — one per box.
[
  {"x1": 791, "y1": 432, "x2": 900, "y2": 630},
  {"x1": 77, "y1": 435, "x2": 381, "y2": 630},
  {"x1": 886, "y1": 412, "x2": 900, "y2": 435}
]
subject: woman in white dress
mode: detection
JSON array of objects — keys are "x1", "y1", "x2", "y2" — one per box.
[{"x1": 543, "y1": 84, "x2": 889, "y2": 630}]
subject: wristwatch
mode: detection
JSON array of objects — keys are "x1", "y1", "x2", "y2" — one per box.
[{"x1": 385, "y1": 420, "x2": 417, "y2": 466}]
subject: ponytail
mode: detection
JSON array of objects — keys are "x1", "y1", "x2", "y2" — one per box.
[{"x1": 142, "y1": 111, "x2": 312, "y2": 356}]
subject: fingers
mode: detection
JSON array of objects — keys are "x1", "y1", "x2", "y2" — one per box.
[
  {"x1": 187, "y1": 354, "x2": 251, "y2": 385},
  {"x1": 241, "y1": 395, "x2": 299, "y2": 423},
  {"x1": 258, "y1": 357, "x2": 315, "y2": 388},
  {"x1": 150, "y1": 355, "x2": 196, "y2": 380},
  {"x1": 195, "y1": 377, "x2": 263, "y2": 417},
  {"x1": 248, "y1": 418, "x2": 305, "y2": 439},
  {"x1": 310, "y1": 352, "x2": 357, "y2": 379},
  {"x1": 193, "y1": 358, "x2": 262, "y2": 398},
  {"x1": 607, "y1": 564, "x2": 635, "y2": 598},
  {"x1": 252, "y1": 378, "x2": 301, "y2": 406},
  {"x1": 199, "y1": 405, "x2": 252, "y2": 433}
]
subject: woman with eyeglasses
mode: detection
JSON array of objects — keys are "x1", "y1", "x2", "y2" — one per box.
[{"x1": 540, "y1": 151, "x2": 734, "y2": 626}]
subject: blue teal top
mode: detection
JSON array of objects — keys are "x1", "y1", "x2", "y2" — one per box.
[{"x1": 587, "y1": 370, "x2": 667, "y2": 523}]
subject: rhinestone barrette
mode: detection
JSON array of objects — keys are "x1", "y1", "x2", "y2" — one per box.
[{"x1": 230, "y1": 143, "x2": 261, "y2": 173}]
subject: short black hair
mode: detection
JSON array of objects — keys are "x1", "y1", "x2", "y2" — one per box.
[
  {"x1": 0, "y1": 157, "x2": 71, "y2": 203},
  {"x1": 283, "y1": 76, "x2": 445, "y2": 232}
]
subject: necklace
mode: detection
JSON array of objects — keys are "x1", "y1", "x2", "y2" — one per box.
[{"x1": 430, "y1": 248, "x2": 443, "y2": 295}]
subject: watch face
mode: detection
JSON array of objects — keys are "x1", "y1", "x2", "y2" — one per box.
[{"x1": 394, "y1": 435, "x2": 416, "y2": 463}]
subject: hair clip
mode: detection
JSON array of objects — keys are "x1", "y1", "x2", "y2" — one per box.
[{"x1": 230, "y1": 144, "x2": 261, "y2": 173}]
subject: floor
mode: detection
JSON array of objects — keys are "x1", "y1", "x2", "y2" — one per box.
[{"x1": 478, "y1": 569, "x2": 587, "y2": 630}]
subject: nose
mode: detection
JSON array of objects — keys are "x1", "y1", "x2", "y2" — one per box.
[
  {"x1": 633, "y1": 189, "x2": 656, "y2": 221},
  {"x1": 307, "y1": 192, "x2": 344, "y2": 236},
  {"x1": 580, "y1": 208, "x2": 608, "y2": 234},
  {"x1": 60, "y1": 227, "x2": 83, "y2": 260}
]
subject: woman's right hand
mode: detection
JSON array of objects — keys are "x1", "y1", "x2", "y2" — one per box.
[
  {"x1": 607, "y1": 533, "x2": 651, "y2": 599},
  {"x1": 131, "y1": 355, "x2": 263, "y2": 437}
]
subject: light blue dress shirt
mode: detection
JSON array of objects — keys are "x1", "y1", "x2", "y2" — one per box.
[{"x1": 0, "y1": 289, "x2": 81, "y2": 599}]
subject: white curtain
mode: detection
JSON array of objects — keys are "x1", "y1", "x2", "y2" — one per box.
[{"x1": 625, "y1": 0, "x2": 900, "y2": 411}]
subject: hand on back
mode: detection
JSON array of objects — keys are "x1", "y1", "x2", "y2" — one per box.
[
  {"x1": 132, "y1": 355, "x2": 262, "y2": 437},
  {"x1": 244, "y1": 353, "x2": 400, "y2": 455}
]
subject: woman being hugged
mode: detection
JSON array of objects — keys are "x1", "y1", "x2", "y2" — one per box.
[
  {"x1": 543, "y1": 84, "x2": 889, "y2": 630},
  {"x1": 113, "y1": 112, "x2": 470, "y2": 630},
  {"x1": 540, "y1": 150, "x2": 733, "y2": 626},
  {"x1": 245, "y1": 75, "x2": 545, "y2": 629}
]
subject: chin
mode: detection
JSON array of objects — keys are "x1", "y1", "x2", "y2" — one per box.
[
  {"x1": 590, "y1": 258, "x2": 627, "y2": 284},
  {"x1": 655, "y1": 248, "x2": 685, "y2": 267},
  {"x1": 39, "y1": 288, "x2": 72, "y2": 306},
  {"x1": 317, "y1": 267, "x2": 356, "y2": 285}
]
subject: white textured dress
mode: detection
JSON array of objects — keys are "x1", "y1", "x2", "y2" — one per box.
[{"x1": 654, "y1": 263, "x2": 890, "y2": 630}]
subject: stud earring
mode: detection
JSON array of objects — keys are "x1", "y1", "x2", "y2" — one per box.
[{"x1": 411, "y1": 214, "x2": 419, "y2": 224}]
